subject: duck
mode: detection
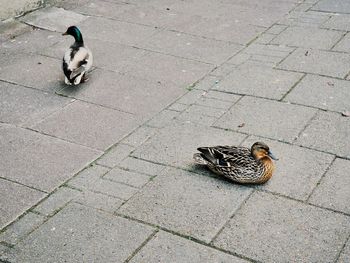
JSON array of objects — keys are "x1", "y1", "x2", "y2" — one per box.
[
  {"x1": 193, "y1": 142, "x2": 278, "y2": 184},
  {"x1": 62, "y1": 26, "x2": 93, "y2": 85}
]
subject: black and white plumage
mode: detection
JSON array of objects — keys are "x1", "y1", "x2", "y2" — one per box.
[
  {"x1": 62, "y1": 26, "x2": 92, "y2": 85},
  {"x1": 193, "y1": 142, "x2": 278, "y2": 184}
]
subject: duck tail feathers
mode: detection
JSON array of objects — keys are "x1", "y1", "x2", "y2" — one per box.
[{"x1": 193, "y1": 153, "x2": 208, "y2": 165}]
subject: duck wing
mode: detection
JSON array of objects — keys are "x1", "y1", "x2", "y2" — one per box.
[
  {"x1": 63, "y1": 47, "x2": 91, "y2": 80},
  {"x1": 197, "y1": 146, "x2": 251, "y2": 166}
]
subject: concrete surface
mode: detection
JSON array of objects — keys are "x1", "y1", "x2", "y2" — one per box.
[{"x1": 0, "y1": 0, "x2": 349, "y2": 262}]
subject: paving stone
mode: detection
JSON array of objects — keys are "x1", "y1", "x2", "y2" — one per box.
[
  {"x1": 266, "y1": 24, "x2": 287, "y2": 34},
  {"x1": 118, "y1": 157, "x2": 166, "y2": 176},
  {"x1": 309, "y1": 158, "x2": 350, "y2": 214},
  {"x1": 140, "y1": 30, "x2": 242, "y2": 64},
  {"x1": 278, "y1": 48, "x2": 350, "y2": 78},
  {"x1": 73, "y1": 0, "x2": 132, "y2": 18},
  {"x1": 67, "y1": 165, "x2": 109, "y2": 190},
  {"x1": 32, "y1": 100, "x2": 141, "y2": 150},
  {"x1": 0, "y1": 179, "x2": 45, "y2": 230},
  {"x1": 333, "y1": 33, "x2": 350, "y2": 53},
  {"x1": 78, "y1": 16, "x2": 159, "y2": 46},
  {"x1": 338, "y1": 239, "x2": 350, "y2": 263},
  {"x1": 195, "y1": 97, "x2": 234, "y2": 110},
  {"x1": 271, "y1": 27, "x2": 343, "y2": 49},
  {"x1": 254, "y1": 33, "x2": 275, "y2": 44},
  {"x1": 122, "y1": 126, "x2": 157, "y2": 147},
  {"x1": 210, "y1": 63, "x2": 237, "y2": 77},
  {"x1": 34, "y1": 187, "x2": 80, "y2": 216},
  {"x1": 0, "y1": 53, "x2": 64, "y2": 91},
  {"x1": 297, "y1": 111, "x2": 350, "y2": 158},
  {"x1": 0, "y1": 124, "x2": 101, "y2": 192},
  {"x1": 0, "y1": 212, "x2": 45, "y2": 245},
  {"x1": 312, "y1": 0, "x2": 350, "y2": 14},
  {"x1": 132, "y1": 121, "x2": 246, "y2": 168},
  {"x1": 55, "y1": 0, "x2": 91, "y2": 10},
  {"x1": 122, "y1": 51, "x2": 213, "y2": 88},
  {"x1": 119, "y1": 167, "x2": 252, "y2": 243},
  {"x1": 20, "y1": 7, "x2": 87, "y2": 32},
  {"x1": 0, "y1": 243, "x2": 9, "y2": 255},
  {"x1": 57, "y1": 70, "x2": 184, "y2": 119},
  {"x1": 242, "y1": 136, "x2": 334, "y2": 201},
  {"x1": 176, "y1": 110, "x2": 218, "y2": 126},
  {"x1": 0, "y1": 20, "x2": 31, "y2": 43},
  {"x1": 204, "y1": 90, "x2": 242, "y2": 102},
  {"x1": 181, "y1": 104, "x2": 226, "y2": 118},
  {"x1": 130, "y1": 231, "x2": 248, "y2": 263},
  {"x1": 285, "y1": 75, "x2": 350, "y2": 112},
  {"x1": 279, "y1": 11, "x2": 331, "y2": 27},
  {"x1": 74, "y1": 190, "x2": 124, "y2": 213},
  {"x1": 194, "y1": 75, "x2": 220, "y2": 91},
  {"x1": 242, "y1": 43, "x2": 294, "y2": 58},
  {"x1": 213, "y1": 191, "x2": 350, "y2": 263},
  {"x1": 322, "y1": 14, "x2": 350, "y2": 31},
  {"x1": 226, "y1": 53, "x2": 250, "y2": 65},
  {"x1": 167, "y1": 103, "x2": 189, "y2": 112},
  {"x1": 215, "y1": 63, "x2": 303, "y2": 99},
  {"x1": 1, "y1": 203, "x2": 154, "y2": 263},
  {"x1": 176, "y1": 89, "x2": 207, "y2": 105},
  {"x1": 104, "y1": 167, "x2": 151, "y2": 188},
  {"x1": 96, "y1": 144, "x2": 134, "y2": 168},
  {"x1": 0, "y1": 82, "x2": 70, "y2": 127},
  {"x1": 215, "y1": 96, "x2": 316, "y2": 142},
  {"x1": 88, "y1": 178, "x2": 138, "y2": 200},
  {"x1": 146, "y1": 110, "x2": 180, "y2": 128}
]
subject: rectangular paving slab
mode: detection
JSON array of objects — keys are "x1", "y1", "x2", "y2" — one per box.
[
  {"x1": 130, "y1": 231, "x2": 248, "y2": 263},
  {"x1": 32, "y1": 100, "x2": 141, "y2": 150},
  {"x1": 333, "y1": 33, "x2": 350, "y2": 53},
  {"x1": 296, "y1": 111, "x2": 350, "y2": 158},
  {"x1": 0, "y1": 179, "x2": 45, "y2": 230},
  {"x1": 214, "y1": 63, "x2": 303, "y2": 100},
  {"x1": 284, "y1": 74, "x2": 350, "y2": 112},
  {"x1": 312, "y1": 0, "x2": 350, "y2": 14},
  {"x1": 119, "y1": 167, "x2": 252, "y2": 243},
  {"x1": 242, "y1": 136, "x2": 334, "y2": 201},
  {"x1": 132, "y1": 121, "x2": 246, "y2": 169},
  {"x1": 278, "y1": 48, "x2": 350, "y2": 79},
  {"x1": 322, "y1": 14, "x2": 350, "y2": 31},
  {"x1": 308, "y1": 158, "x2": 350, "y2": 214},
  {"x1": 0, "y1": 124, "x2": 101, "y2": 192},
  {"x1": 213, "y1": 191, "x2": 350, "y2": 263},
  {"x1": 214, "y1": 96, "x2": 316, "y2": 142},
  {"x1": 1, "y1": 203, "x2": 155, "y2": 263}
]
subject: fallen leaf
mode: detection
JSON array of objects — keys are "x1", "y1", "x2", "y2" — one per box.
[
  {"x1": 305, "y1": 51, "x2": 309, "y2": 56},
  {"x1": 238, "y1": 123, "x2": 245, "y2": 128},
  {"x1": 341, "y1": 111, "x2": 350, "y2": 117},
  {"x1": 327, "y1": 82, "x2": 334, "y2": 86}
]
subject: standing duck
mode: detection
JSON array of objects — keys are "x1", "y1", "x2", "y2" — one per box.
[
  {"x1": 193, "y1": 142, "x2": 278, "y2": 184},
  {"x1": 62, "y1": 26, "x2": 93, "y2": 85}
]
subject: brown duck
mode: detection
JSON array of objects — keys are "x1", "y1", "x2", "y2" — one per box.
[{"x1": 193, "y1": 142, "x2": 278, "y2": 184}]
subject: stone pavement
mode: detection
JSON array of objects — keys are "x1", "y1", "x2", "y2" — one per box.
[{"x1": 0, "y1": 0, "x2": 350, "y2": 262}]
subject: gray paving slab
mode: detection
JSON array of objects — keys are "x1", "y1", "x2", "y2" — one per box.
[
  {"x1": 0, "y1": 53, "x2": 64, "y2": 91},
  {"x1": 168, "y1": 102, "x2": 189, "y2": 112},
  {"x1": 242, "y1": 136, "x2": 334, "y2": 201},
  {"x1": 322, "y1": 14, "x2": 350, "y2": 31},
  {"x1": 20, "y1": 7, "x2": 87, "y2": 32},
  {"x1": 176, "y1": 110, "x2": 218, "y2": 126},
  {"x1": 271, "y1": 26, "x2": 343, "y2": 49},
  {"x1": 78, "y1": 16, "x2": 159, "y2": 46},
  {"x1": 146, "y1": 109, "x2": 180, "y2": 128},
  {"x1": 338, "y1": 239, "x2": 350, "y2": 263},
  {"x1": 57, "y1": 70, "x2": 184, "y2": 119},
  {"x1": 140, "y1": 30, "x2": 242, "y2": 64},
  {"x1": 118, "y1": 157, "x2": 166, "y2": 176},
  {"x1": 279, "y1": 10, "x2": 331, "y2": 27},
  {"x1": 88, "y1": 178, "x2": 138, "y2": 200},
  {"x1": 278, "y1": 48, "x2": 350, "y2": 78},
  {"x1": 130, "y1": 231, "x2": 248, "y2": 263},
  {"x1": 119, "y1": 167, "x2": 252, "y2": 243},
  {"x1": 241, "y1": 43, "x2": 294, "y2": 58},
  {"x1": 132, "y1": 121, "x2": 246, "y2": 168},
  {"x1": 122, "y1": 126, "x2": 157, "y2": 147},
  {"x1": 213, "y1": 191, "x2": 350, "y2": 263},
  {"x1": 193, "y1": 75, "x2": 219, "y2": 91},
  {"x1": 176, "y1": 89, "x2": 207, "y2": 105},
  {"x1": 1, "y1": 203, "x2": 154, "y2": 263},
  {"x1": 96, "y1": 144, "x2": 134, "y2": 168},
  {"x1": 67, "y1": 165, "x2": 109, "y2": 189},
  {"x1": 215, "y1": 96, "x2": 316, "y2": 142},
  {"x1": 0, "y1": 179, "x2": 45, "y2": 230},
  {"x1": 32, "y1": 100, "x2": 141, "y2": 150},
  {"x1": 103, "y1": 167, "x2": 151, "y2": 188},
  {"x1": 0, "y1": 212, "x2": 45, "y2": 245},
  {"x1": 0, "y1": 82, "x2": 70, "y2": 127},
  {"x1": 73, "y1": 190, "x2": 124, "y2": 213},
  {"x1": 333, "y1": 33, "x2": 350, "y2": 53},
  {"x1": 309, "y1": 158, "x2": 350, "y2": 214},
  {"x1": 215, "y1": 64, "x2": 303, "y2": 100},
  {"x1": 33, "y1": 187, "x2": 80, "y2": 216},
  {"x1": 0, "y1": 124, "x2": 101, "y2": 192},
  {"x1": 312, "y1": 0, "x2": 350, "y2": 14},
  {"x1": 73, "y1": 0, "x2": 132, "y2": 19},
  {"x1": 284, "y1": 74, "x2": 350, "y2": 112},
  {"x1": 297, "y1": 111, "x2": 350, "y2": 158},
  {"x1": 195, "y1": 97, "x2": 233, "y2": 110},
  {"x1": 122, "y1": 51, "x2": 213, "y2": 88}
]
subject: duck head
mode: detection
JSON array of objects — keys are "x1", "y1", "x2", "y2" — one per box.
[
  {"x1": 62, "y1": 26, "x2": 83, "y2": 43},
  {"x1": 251, "y1": 142, "x2": 278, "y2": 161}
]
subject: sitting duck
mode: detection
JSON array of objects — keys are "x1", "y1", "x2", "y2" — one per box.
[
  {"x1": 62, "y1": 26, "x2": 93, "y2": 85},
  {"x1": 193, "y1": 142, "x2": 278, "y2": 184}
]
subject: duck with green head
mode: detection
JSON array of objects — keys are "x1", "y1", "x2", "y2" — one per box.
[
  {"x1": 62, "y1": 26, "x2": 93, "y2": 85},
  {"x1": 193, "y1": 142, "x2": 278, "y2": 184}
]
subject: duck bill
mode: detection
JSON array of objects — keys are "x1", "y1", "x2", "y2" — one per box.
[
  {"x1": 62, "y1": 32, "x2": 68, "y2": 36},
  {"x1": 268, "y1": 151, "x2": 278, "y2": 160}
]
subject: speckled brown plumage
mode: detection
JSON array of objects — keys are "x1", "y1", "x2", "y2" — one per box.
[{"x1": 193, "y1": 142, "x2": 277, "y2": 184}]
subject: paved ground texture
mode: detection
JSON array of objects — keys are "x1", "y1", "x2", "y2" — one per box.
[{"x1": 0, "y1": 0, "x2": 350, "y2": 262}]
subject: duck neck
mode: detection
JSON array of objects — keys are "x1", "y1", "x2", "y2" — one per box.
[
  {"x1": 73, "y1": 30, "x2": 83, "y2": 46},
  {"x1": 260, "y1": 157, "x2": 274, "y2": 176}
]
